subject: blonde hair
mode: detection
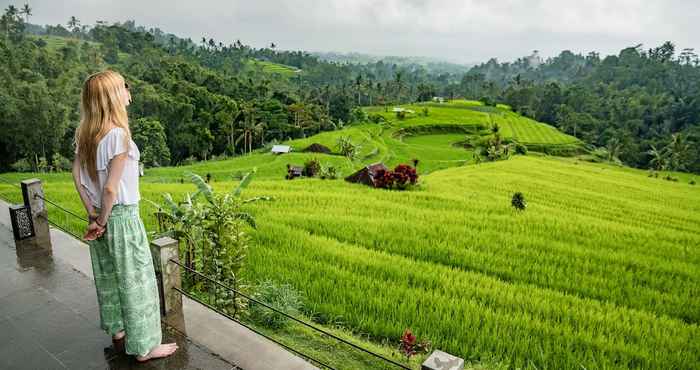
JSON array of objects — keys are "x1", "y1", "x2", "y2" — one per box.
[{"x1": 75, "y1": 70, "x2": 131, "y2": 182}]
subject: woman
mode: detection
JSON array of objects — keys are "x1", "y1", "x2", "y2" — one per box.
[{"x1": 71, "y1": 70, "x2": 178, "y2": 362}]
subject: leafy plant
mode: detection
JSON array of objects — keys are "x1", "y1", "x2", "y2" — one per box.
[
  {"x1": 248, "y1": 279, "x2": 303, "y2": 329},
  {"x1": 511, "y1": 192, "x2": 527, "y2": 211},
  {"x1": 514, "y1": 142, "x2": 528, "y2": 155},
  {"x1": 303, "y1": 158, "x2": 321, "y2": 177},
  {"x1": 319, "y1": 163, "x2": 339, "y2": 179},
  {"x1": 146, "y1": 168, "x2": 272, "y2": 316},
  {"x1": 374, "y1": 164, "x2": 418, "y2": 190},
  {"x1": 398, "y1": 328, "x2": 430, "y2": 360},
  {"x1": 336, "y1": 135, "x2": 361, "y2": 160},
  {"x1": 51, "y1": 153, "x2": 72, "y2": 171},
  {"x1": 368, "y1": 113, "x2": 386, "y2": 124}
]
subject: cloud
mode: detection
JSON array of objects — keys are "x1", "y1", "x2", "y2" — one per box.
[{"x1": 5, "y1": 0, "x2": 698, "y2": 63}]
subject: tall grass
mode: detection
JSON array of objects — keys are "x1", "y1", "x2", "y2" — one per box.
[{"x1": 2, "y1": 155, "x2": 698, "y2": 369}]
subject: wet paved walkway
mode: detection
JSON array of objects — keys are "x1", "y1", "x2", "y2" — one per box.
[
  {"x1": 0, "y1": 196, "x2": 319, "y2": 370},
  {"x1": 0, "y1": 221, "x2": 240, "y2": 370}
]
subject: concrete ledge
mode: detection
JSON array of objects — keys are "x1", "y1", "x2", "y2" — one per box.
[{"x1": 0, "y1": 199, "x2": 318, "y2": 370}]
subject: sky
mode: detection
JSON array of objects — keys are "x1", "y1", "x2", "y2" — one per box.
[{"x1": 4, "y1": 0, "x2": 698, "y2": 64}]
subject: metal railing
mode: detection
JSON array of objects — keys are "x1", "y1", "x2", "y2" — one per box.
[
  {"x1": 0, "y1": 177, "x2": 413, "y2": 370},
  {"x1": 169, "y1": 258, "x2": 411, "y2": 370}
]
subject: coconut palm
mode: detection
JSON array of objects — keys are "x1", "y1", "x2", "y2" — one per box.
[
  {"x1": 67, "y1": 16, "x2": 80, "y2": 32},
  {"x1": 665, "y1": 133, "x2": 690, "y2": 171},
  {"x1": 20, "y1": 3, "x2": 31, "y2": 23},
  {"x1": 647, "y1": 145, "x2": 667, "y2": 171}
]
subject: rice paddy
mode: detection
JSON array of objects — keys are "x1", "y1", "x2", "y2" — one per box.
[{"x1": 1, "y1": 103, "x2": 698, "y2": 369}]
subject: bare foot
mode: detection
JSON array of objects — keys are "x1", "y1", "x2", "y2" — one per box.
[
  {"x1": 112, "y1": 330, "x2": 125, "y2": 340},
  {"x1": 135, "y1": 343, "x2": 179, "y2": 362}
]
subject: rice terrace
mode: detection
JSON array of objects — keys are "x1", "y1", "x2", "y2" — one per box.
[{"x1": 1, "y1": 3, "x2": 700, "y2": 369}]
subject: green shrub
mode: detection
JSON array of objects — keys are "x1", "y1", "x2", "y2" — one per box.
[
  {"x1": 181, "y1": 156, "x2": 198, "y2": 166},
  {"x1": 319, "y1": 164, "x2": 339, "y2": 179},
  {"x1": 336, "y1": 136, "x2": 361, "y2": 160},
  {"x1": 248, "y1": 279, "x2": 303, "y2": 330},
  {"x1": 52, "y1": 153, "x2": 72, "y2": 172},
  {"x1": 303, "y1": 158, "x2": 321, "y2": 177},
  {"x1": 368, "y1": 113, "x2": 387, "y2": 124},
  {"x1": 511, "y1": 192, "x2": 527, "y2": 211},
  {"x1": 11, "y1": 158, "x2": 32, "y2": 172},
  {"x1": 514, "y1": 142, "x2": 528, "y2": 155},
  {"x1": 350, "y1": 107, "x2": 368, "y2": 123}
]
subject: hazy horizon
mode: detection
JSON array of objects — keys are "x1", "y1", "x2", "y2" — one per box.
[{"x1": 3, "y1": 0, "x2": 698, "y2": 65}]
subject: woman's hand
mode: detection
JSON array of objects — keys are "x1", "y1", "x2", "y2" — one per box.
[
  {"x1": 88, "y1": 211, "x2": 99, "y2": 223},
  {"x1": 84, "y1": 221, "x2": 106, "y2": 241}
]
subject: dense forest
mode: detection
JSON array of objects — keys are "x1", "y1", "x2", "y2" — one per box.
[{"x1": 1, "y1": 4, "x2": 699, "y2": 173}]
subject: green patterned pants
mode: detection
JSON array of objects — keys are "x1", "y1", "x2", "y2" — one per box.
[{"x1": 87, "y1": 204, "x2": 162, "y2": 357}]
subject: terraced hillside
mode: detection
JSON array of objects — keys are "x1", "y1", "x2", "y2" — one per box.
[
  {"x1": 366, "y1": 100, "x2": 582, "y2": 155},
  {"x1": 1, "y1": 103, "x2": 698, "y2": 369}
]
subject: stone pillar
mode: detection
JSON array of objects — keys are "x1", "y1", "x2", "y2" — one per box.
[
  {"x1": 13, "y1": 179, "x2": 52, "y2": 254},
  {"x1": 150, "y1": 236, "x2": 185, "y2": 332}
]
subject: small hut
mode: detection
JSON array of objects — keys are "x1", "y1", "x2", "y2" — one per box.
[
  {"x1": 286, "y1": 164, "x2": 304, "y2": 179},
  {"x1": 302, "y1": 143, "x2": 332, "y2": 154},
  {"x1": 344, "y1": 162, "x2": 388, "y2": 187},
  {"x1": 271, "y1": 145, "x2": 292, "y2": 154}
]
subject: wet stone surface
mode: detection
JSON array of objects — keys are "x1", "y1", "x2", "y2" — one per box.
[{"x1": 0, "y1": 224, "x2": 241, "y2": 370}]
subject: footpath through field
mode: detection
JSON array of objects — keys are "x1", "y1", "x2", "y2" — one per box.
[{"x1": 0, "y1": 198, "x2": 319, "y2": 370}]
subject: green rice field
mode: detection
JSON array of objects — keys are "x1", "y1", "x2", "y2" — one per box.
[{"x1": 1, "y1": 103, "x2": 698, "y2": 369}]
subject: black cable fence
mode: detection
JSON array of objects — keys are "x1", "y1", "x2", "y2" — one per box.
[
  {"x1": 169, "y1": 258, "x2": 412, "y2": 370},
  {"x1": 0, "y1": 177, "x2": 414, "y2": 370}
]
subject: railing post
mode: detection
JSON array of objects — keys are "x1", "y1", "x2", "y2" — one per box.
[
  {"x1": 21, "y1": 178, "x2": 52, "y2": 249},
  {"x1": 150, "y1": 236, "x2": 185, "y2": 332},
  {"x1": 9, "y1": 179, "x2": 52, "y2": 256}
]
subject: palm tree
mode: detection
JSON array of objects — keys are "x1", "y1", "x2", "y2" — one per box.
[
  {"x1": 606, "y1": 138, "x2": 622, "y2": 162},
  {"x1": 647, "y1": 145, "x2": 667, "y2": 171},
  {"x1": 394, "y1": 71, "x2": 404, "y2": 104},
  {"x1": 20, "y1": 3, "x2": 31, "y2": 23},
  {"x1": 665, "y1": 133, "x2": 690, "y2": 171},
  {"x1": 5, "y1": 5, "x2": 18, "y2": 17},
  {"x1": 67, "y1": 16, "x2": 80, "y2": 33},
  {"x1": 354, "y1": 74, "x2": 363, "y2": 106},
  {"x1": 235, "y1": 103, "x2": 258, "y2": 154},
  {"x1": 253, "y1": 121, "x2": 266, "y2": 146}
]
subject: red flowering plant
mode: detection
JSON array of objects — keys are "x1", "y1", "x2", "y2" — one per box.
[
  {"x1": 373, "y1": 164, "x2": 419, "y2": 190},
  {"x1": 373, "y1": 168, "x2": 395, "y2": 189},
  {"x1": 392, "y1": 164, "x2": 418, "y2": 189},
  {"x1": 398, "y1": 328, "x2": 431, "y2": 360}
]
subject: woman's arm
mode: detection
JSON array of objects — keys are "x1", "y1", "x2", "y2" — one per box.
[
  {"x1": 95, "y1": 152, "x2": 128, "y2": 227},
  {"x1": 71, "y1": 154, "x2": 97, "y2": 219}
]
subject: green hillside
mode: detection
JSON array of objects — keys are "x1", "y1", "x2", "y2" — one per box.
[
  {"x1": 245, "y1": 59, "x2": 302, "y2": 77},
  {"x1": 1, "y1": 104, "x2": 698, "y2": 369}
]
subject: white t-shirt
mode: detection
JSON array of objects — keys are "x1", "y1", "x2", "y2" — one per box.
[{"x1": 77, "y1": 127, "x2": 141, "y2": 208}]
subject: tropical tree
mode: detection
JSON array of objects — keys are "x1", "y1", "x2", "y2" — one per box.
[
  {"x1": 147, "y1": 169, "x2": 270, "y2": 317},
  {"x1": 647, "y1": 145, "x2": 667, "y2": 171},
  {"x1": 67, "y1": 16, "x2": 80, "y2": 33},
  {"x1": 664, "y1": 133, "x2": 691, "y2": 171},
  {"x1": 20, "y1": 3, "x2": 31, "y2": 23}
]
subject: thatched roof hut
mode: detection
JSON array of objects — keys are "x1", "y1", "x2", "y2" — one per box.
[
  {"x1": 302, "y1": 143, "x2": 332, "y2": 154},
  {"x1": 344, "y1": 162, "x2": 388, "y2": 187}
]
